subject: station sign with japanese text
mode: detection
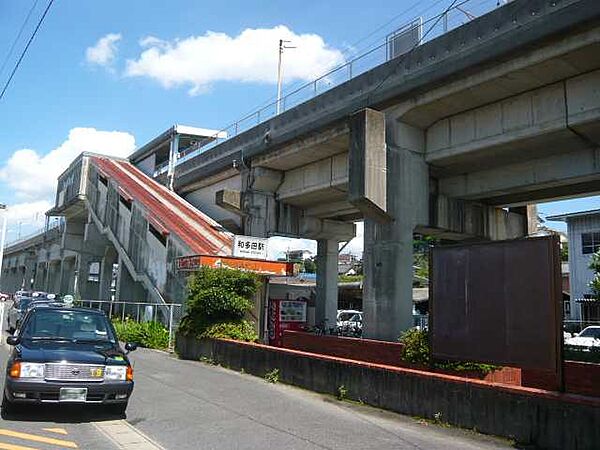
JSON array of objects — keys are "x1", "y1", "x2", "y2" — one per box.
[{"x1": 233, "y1": 235, "x2": 268, "y2": 260}]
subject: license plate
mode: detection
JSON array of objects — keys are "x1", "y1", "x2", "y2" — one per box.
[{"x1": 59, "y1": 388, "x2": 87, "y2": 402}]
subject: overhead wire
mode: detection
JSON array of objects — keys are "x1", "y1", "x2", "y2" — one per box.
[
  {"x1": 218, "y1": 0, "x2": 455, "y2": 129},
  {"x1": 0, "y1": 0, "x2": 41, "y2": 79},
  {"x1": 0, "y1": 0, "x2": 55, "y2": 102}
]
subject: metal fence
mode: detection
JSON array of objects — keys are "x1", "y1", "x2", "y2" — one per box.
[
  {"x1": 77, "y1": 299, "x2": 183, "y2": 350},
  {"x1": 154, "y1": 0, "x2": 500, "y2": 177}
]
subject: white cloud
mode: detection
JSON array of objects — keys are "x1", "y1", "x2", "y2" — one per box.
[
  {"x1": 4, "y1": 200, "x2": 52, "y2": 226},
  {"x1": 0, "y1": 128, "x2": 135, "y2": 243},
  {"x1": 2, "y1": 200, "x2": 52, "y2": 241},
  {"x1": 0, "y1": 127, "x2": 136, "y2": 202},
  {"x1": 267, "y1": 237, "x2": 316, "y2": 260},
  {"x1": 341, "y1": 221, "x2": 364, "y2": 256},
  {"x1": 125, "y1": 25, "x2": 344, "y2": 95},
  {"x1": 86, "y1": 33, "x2": 122, "y2": 67}
]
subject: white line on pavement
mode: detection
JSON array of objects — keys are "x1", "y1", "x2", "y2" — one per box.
[{"x1": 93, "y1": 420, "x2": 164, "y2": 450}]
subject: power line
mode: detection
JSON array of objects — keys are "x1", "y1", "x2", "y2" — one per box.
[
  {"x1": 0, "y1": 0, "x2": 41, "y2": 79},
  {"x1": 217, "y1": 0, "x2": 451, "y2": 128},
  {"x1": 0, "y1": 0, "x2": 55, "y2": 102}
]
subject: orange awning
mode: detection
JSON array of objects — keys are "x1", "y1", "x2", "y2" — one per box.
[{"x1": 175, "y1": 255, "x2": 295, "y2": 277}]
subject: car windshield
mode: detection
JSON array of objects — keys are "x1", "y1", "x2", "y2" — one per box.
[
  {"x1": 579, "y1": 328, "x2": 600, "y2": 339},
  {"x1": 21, "y1": 309, "x2": 116, "y2": 343}
]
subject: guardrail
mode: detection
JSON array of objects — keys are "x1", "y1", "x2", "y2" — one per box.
[{"x1": 163, "y1": 0, "x2": 499, "y2": 173}]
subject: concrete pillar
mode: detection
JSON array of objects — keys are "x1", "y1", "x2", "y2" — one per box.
[
  {"x1": 115, "y1": 259, "x2": 147, "y2": 303},
  {"x1": 59, "y1": 257, "x2": 76, "y2": 295},
  {"x1": 99, "y1": 247, "x2": 118, "y2": 301},
  {"x1": 241, "y1": 167, "x2": 282, "y2": 238},
  {"x1": 46, "y1": 261, "x2": 61, "y2": 294},
  {"x1": 362, "y1": 121, "x2": 429, "y2": 341},
  {"x1": 315, "y1": 239, "x2": 339, "y2": 328},
  {"x1": 508, "y1": 204, "x2": 538, "y2": 236},
  {"x1": 34, "y1": 263, "x2": 46, "y2": 290},
  {"x1": 23, "y1": 259, "x2": 36, "y2": 291},
  {"x1": 76, "y1": 254, "x2": 102, "y2": 300},
  {"x1": 18, "y1": 267, "x2": 26, "y2": 290}
]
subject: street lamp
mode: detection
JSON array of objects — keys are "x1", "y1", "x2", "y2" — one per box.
[{"x1": 0, "y1": 204, "x2": 7, "y2": 292}]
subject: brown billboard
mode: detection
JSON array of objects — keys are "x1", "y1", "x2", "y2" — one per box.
[{"x1": 430, "y1": 236, "x2": 562, "y2": 372}]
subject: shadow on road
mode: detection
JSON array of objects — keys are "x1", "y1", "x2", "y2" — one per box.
[{"x1": 1, "y1": 404, "x2": 126, "y2": 424}]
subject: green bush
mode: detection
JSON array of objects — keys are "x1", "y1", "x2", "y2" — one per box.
[
  {"x1": 179, "y1": 267, "x2": 260, "y2": 341},
  {"x1": 338, "y1": 275, "x2": 363, "y2": 283},
  {"x1": 112, "y1": 318, "x2": 169, "y2": 350},
  {"x1": 399, "y1": 328, "x2": 498, "y2": 374},
  {"x1": 200, "y1": 320, "x2": 257, "y2": 342},
  {"x1": 399, "y1": 328, "x2": 431, "y2": 365}
]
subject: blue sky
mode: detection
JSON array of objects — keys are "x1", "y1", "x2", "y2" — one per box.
[{"x1": 0, "y1": 0, "x2": 597, "y2": 251}]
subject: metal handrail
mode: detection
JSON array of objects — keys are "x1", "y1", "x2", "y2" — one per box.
[{"x1": 172, "y1": 0, "x2": 498, "y2": 168}]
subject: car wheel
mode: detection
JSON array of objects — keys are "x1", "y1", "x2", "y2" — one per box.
[
  {"x1": 107, "y1": 403, "x2": 127, "y2": 417},
  {"x1": 1, "y1": 392, "x2": 17, "y2": 417}
]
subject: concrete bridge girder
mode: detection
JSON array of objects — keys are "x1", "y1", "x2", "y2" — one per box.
[
  {"x1": 425, "y1": 70, "x2": 600, "y2": 173},
  {"x1": 394, "y1": 25, "x2": 600, "y2": 130}
]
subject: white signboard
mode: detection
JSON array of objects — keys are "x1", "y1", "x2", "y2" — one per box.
[{"x1": 233, "y1": 235, "x2": 268, "y2": 260}]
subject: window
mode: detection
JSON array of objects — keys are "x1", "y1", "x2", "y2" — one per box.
[
  {"x1": 119, "y1": 195, "x2": 132, "y2": 210},
  {"x1": 581, "y1": 232, "x2": 600, "y2": 254},
  {"x1": 564, "y1": 300, "x2": 571, "y2": 316},
  {"x1": 149, "y1": 223, "x2": 166, "y2": 246}
]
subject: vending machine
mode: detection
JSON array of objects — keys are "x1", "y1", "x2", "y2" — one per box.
[{"x1": 268, "y1": 298, "x2": 308, "y2": 346}]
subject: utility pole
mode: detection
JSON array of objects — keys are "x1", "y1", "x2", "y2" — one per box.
[
  {"x1": 0, "y1": 204, "x2": 7, "y2": 292},
  {"x1": 276, "y1": 39, "x2": 295, "y2": 115}
]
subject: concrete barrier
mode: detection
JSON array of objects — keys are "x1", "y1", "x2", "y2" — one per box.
[
  {"x1": 281, "y1": 330, "x2": 521, "y2": 385},
  {"x1": 176, "y1": 334, "x2": 600, "y2": 450}
]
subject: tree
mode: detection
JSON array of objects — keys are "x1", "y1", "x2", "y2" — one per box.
[
  {"x1": 560, "y1": 241, "x2": 569, "y2": 262},
  {"x1": 588, "y1": 250, "x2": 600, "y2": 299},
  {"x1": 179, "y1": 267, "x2": 261, "y2": 341},
  {"x1": 302, "y1": 258, "x2": 316, "y2": 273},
  {"x1": 413, "y1": 235, "x2": 436, "y2": 287}
]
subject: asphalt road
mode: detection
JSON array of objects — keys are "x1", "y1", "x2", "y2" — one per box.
[
  {"x1": 0, "y1": 301, "x2": 514, "y2": 449},
  {"x1": 0, "y1": 302, "x2": 157, "y2": 450},
  {"x1": 125, "y1": 347, "x2": 514, "y2": 450}
]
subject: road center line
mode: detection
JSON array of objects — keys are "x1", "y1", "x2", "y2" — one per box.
[{"x1": 0, "y1": 429, "x2": 77, "y2": 448}]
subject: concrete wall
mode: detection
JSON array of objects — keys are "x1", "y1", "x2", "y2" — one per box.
[
  {"x1": 185, "y1": 175, "x2": 242, "y2": 228},
  {"x1": 176, "y1": 335, "x2": 600, "y2": 450},
  {"x1": 145, "y1": 231, "x2": 167, "y2": 292},
  {"x1": 117, "y1": 202, "x2": 132, "y2": 250},
  {"x1": 135, "y1": 154, "x2": 156, "y2": 177}
]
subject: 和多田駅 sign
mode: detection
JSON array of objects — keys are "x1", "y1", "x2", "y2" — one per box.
[{"x1": 233, "y1": 235, "x2": 268, "y2": 260}]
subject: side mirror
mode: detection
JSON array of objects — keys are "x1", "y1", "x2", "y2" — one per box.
[
  {"x1": 6, "y1": 336, "x2": 20, "y2": 346},
  {"x1": 124, "y1": 342, "x2": 137, "y2": 353}
]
